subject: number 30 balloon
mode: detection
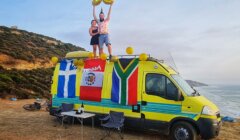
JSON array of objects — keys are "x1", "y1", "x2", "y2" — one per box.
[
  {"x1": 103, "y1": 0, "x2": 114, "y2": 5},
  {"x1": 92, "y1": 0, "x2": 102, "y2": 6}
]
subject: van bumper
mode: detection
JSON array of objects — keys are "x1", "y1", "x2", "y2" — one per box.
[{"x1": 197, "y1": 117, "x2": 222, "y2": 139}]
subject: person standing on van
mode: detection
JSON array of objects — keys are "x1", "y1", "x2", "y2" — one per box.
[
  {"x1": 89, "y1": 19, "x2": 100, "y2": 57},
  {"x1": 93, "y1": 4, "x2": 113, "y2": 59}
]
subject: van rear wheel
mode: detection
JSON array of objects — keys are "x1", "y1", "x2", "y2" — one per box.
[{"x1": 170, "y1": 121, "x2": 197, "y2": 140}]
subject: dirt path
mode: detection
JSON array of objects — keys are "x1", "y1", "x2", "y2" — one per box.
[{"x1": 0, "y1": 99, "x2": 239, "y2": 140}]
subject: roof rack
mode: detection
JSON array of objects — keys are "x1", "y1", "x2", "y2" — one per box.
[
  {"x1": 116, "y1": 54, "x2": 148, "y2": 58},
  {"x1": 148, "y1": 57, "x2": 164, "y2": 63},
  {"x1": 64, "y1": 57, "x2": 87, "y2": 60},
  {"x1": 63, "y1": 52, "x2": 164, "y2": 63}
]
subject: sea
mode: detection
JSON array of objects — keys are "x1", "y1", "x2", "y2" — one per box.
[{"x1": 195, "y1": 85, "x2": 240, "y2": 118}]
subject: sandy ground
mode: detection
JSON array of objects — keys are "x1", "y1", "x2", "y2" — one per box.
[{"x1": 0, "y1": 99, "x2": 239, "y2": 140}]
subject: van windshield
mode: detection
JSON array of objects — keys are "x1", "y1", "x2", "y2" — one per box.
[{"x1": 171, "y1": 74, "x2": 195, "y2": 96}]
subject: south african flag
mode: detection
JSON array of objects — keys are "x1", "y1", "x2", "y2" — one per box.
[{"x1": 111, "y1": 58, "x2": 139, "y2": 105}]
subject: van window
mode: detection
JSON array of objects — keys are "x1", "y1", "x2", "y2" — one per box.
[
  {"x1": 146, "y1": 74, "x2": 178, "y2": 100},
  {"x1": 166, "y1": 78, "x2": 178, "y2": 100},
  {"x1": 171, "y1": 74, "x2": 195, "y2": 96},
  {"x1": 146, "y1": 74, "x2": 165, "y2": 97}
]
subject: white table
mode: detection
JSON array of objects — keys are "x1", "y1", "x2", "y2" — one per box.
[
  {"x1": 61, "y1": 111, "x2": 96, "y2": 139},
  {"x1": 61, "y1": 111, "x2": 95, "y2": 128}
]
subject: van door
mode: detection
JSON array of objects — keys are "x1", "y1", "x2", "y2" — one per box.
[
  {"x1": 102, "y1": 72, "x2": 142, "y2": 117},
  {"x1": 141, "y1": 72, "x2": 182, "y2": 131}
]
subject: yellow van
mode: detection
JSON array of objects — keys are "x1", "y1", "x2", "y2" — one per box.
[{"x1": 50, "y1": 51, "x2": 221, "y2": 140}]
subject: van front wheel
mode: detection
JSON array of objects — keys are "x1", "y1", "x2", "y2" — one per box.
[{"x1": 170, "y1": 121, "x2": 197, "y2": 140}]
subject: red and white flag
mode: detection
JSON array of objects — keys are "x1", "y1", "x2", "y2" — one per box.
[{"x1": 80, "y1": 59, "x2": 106, "y2": 102}]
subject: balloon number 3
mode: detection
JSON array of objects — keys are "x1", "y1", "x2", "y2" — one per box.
[{"x1": 92, "y1": 0, "x2": 102, "y2": 6}]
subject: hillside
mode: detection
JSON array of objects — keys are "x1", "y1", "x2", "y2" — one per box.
[
  {"x1": 0, "y1": 66, "x2": 53, "y2": 99},
  {"x1": 0, "y1": 26, "x2": 85, "y2": 99},
  {"x1": 186, "y1": 80, "x2": 208, "y2": 87},
  {"x1": 0, "y1": 26, "x2": 84, "y2": 69}
]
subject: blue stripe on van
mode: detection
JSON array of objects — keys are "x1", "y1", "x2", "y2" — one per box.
[
  {"x1": 52, "y1": 97, "x2": 197, "y2": 118},
  {"x1": 52, "y1": 97, "x2": 133, "y2": 110}
]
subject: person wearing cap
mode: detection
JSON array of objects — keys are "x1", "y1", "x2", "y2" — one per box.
[{"x1": 93, "y1": 4, "x2": 113, "y2": 59}]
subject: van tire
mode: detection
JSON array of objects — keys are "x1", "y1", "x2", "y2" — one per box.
[{"x1": 170, "y1": 121, "x2": 197, "y2": 140}]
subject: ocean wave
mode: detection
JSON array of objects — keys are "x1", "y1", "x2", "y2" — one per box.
[{"x1": 196, "y1": 85, "x2": 240, "y2": 118}]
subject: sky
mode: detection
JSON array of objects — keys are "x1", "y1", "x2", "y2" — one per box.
[{"x1": 0, "y1": 0, "x2": 240, "y2": 85}]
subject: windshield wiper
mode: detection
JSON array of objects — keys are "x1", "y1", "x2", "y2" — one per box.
[
  {"x1": 191, "y1": 90, "x2": 197, "y2": 96},
  {"x1": 192, "y1": 89, "x2": 200, "y2": 96}
]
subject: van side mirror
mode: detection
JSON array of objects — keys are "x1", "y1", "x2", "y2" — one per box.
[
  {"x1": 170, "y1": 89, "x2": 181, "y2": 101},
  {"x1": 175, "y1": 89, "x2": 183, "y2": 101},
  {"x1": 166, "y1": 87, "x2": 182, "y2": 101},
  {"x1": 165, "y1": 79, "x2": 183, "y2": 101}
]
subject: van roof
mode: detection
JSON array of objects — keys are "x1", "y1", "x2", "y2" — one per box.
[
  {"x1": 65, "y1": 51, "x2": 90, "y2": 58},
  {"x1": 148, "y1": 57, "x2": 178, "y2": 74},
  {"x1": 65, "y1": 51, "x2": 178, "y2": 74}
]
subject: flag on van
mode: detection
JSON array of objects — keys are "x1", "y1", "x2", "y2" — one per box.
[
  {"x1": 57, "y1": 60, "x2": 77, "y2": 98},
  {"x1": 80, "y1": 59, "x2": 106, "y2": 102},
  {"x1": 111, "y1": 58, "x2": 139, "y2": 105}
]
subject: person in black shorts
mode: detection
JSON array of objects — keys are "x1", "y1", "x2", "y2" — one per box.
[{"x1": 89, "y1": 20, "x2": 100, "y2": 57}]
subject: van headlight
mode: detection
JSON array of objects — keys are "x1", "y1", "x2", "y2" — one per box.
[{"x1": 202, "y1": 106, "x2": 215, "y2": 116}]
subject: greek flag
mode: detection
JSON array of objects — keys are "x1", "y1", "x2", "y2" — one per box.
[{"x1": 57, "y1": 60, "x2": 76, "y2": 98}]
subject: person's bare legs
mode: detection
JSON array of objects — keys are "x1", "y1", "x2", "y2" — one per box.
[
  {"x1": 107, "y1": 44, "x2": 112, "y2": 60},
  {"x1": 99, "y1": 47, "x2": 104, "y2": 56},
  {"x1": 107, "y1": 44, "x2": 112, "y2": 55},
  {"x1": 97, "y1": 45, "x2": 100, "y2": 57},
  {"x1": 93, "y1": 45, "x2": 97, "y2": 58}
]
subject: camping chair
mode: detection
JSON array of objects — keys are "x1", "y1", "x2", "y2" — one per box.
[
  {"x1": 52, "y1": 103, "x2": 74, "y2": 126},
  {"x1": 100, "y1": 111, "x2": 125, "y2": 140}
]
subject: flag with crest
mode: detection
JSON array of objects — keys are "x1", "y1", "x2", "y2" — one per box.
[{"x1": 80, "y1": 59, "x2": 106, "y2": 102}]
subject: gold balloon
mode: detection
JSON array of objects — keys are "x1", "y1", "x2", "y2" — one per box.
[
  {"x1": 139, "y1": 53, "x2": 148, "y2": 61},
  {"x1": 100, "y1": 53, "x2": 107, "y2": 60},
  {"x1": 92, "y1": 0, "x2": 102, "y2": 6},
  {"x1": 88, "y1": 52, "x2": 94, "y2": 59},
  {"x1": 103, "y1": 0, "x2": 114, "y2": 5},
  {"x1": 111, "y1": 55, "x2": 119, "y2": 62},
  {"x1": 78, "y1": 59, "x2": 84, "y2": 66},
  {"x1": 126, "y1": 47, "x2": 134, "y2": 55},
  {"x1": 51, "y1": 56, "x2": 58, "y2": 64},
  {"x1": 73, "y1": 59, "x2": 79, "y2": 66}
]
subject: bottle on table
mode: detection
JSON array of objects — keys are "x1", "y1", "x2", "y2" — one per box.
[
  {"x1": 78, "y1": 102, "x2": 84, "y2": 114},
  {"x1": 81, "y1": 102, "x2": 84, "y2": 113}
]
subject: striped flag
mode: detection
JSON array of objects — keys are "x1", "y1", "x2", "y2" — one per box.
[
  {"x1": 57, "y1": 60, "x2": 77, "y2": 98},
  {"x1": 80, "y1": 59, "x2": 106, "y2": 102},
  {"x1": 111, "y1": 58, "x2": 139, "y2": 105}
]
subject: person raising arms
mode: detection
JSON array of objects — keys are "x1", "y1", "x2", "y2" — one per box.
[{"x1": 93, "y1": 4, "x2": 113, "y2": 59}]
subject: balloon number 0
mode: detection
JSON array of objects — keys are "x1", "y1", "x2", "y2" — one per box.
[{"x1": 92, "y1": 0, "x2": 114, "y2": 6}]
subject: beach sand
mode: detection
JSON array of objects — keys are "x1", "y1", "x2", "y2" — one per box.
[{"x1": 0, "y1": 99, "x2": 239, "y2": 140}]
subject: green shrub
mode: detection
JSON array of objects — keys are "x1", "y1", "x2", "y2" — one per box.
[{"x1": 0, "y1": 74, "x2": 12, "y2": 82}]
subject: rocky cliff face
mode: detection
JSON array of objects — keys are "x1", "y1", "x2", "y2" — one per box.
[{"x1": 186, "y1": 80, "x2": 208, "y2": 87}]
